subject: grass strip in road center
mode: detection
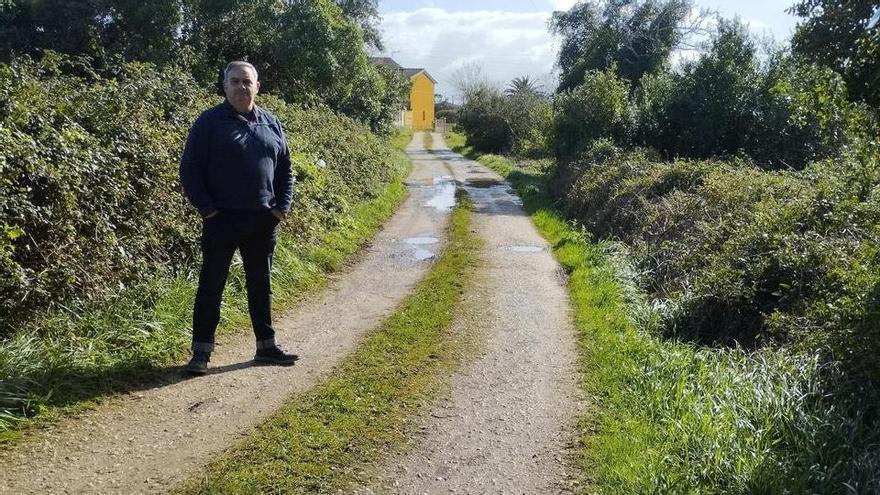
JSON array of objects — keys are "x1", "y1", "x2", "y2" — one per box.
[
  {"x1": 177, "y1": 193, "x2": 479, "y2": 494},
  {"x1": 422, "y1": 131, "x2": 434, "y2": 150}
]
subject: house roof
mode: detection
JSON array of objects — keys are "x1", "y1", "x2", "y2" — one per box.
[
  {"x1": 369, "y1": 57, "x2": 436, "y2": 84},
  {"x1": 368, "y1": 57, "x2": 403, "y2": 70},
  {"x1": 402, "y1": 68, "x2": 437, "y2": 84}
]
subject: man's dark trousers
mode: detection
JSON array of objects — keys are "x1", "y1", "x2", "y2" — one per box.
[{"x1": 192, "y1": 210, "x2": 280, "y2": 352}]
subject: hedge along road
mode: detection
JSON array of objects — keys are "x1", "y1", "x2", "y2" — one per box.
[
  {"x1": 358, "y1": 134, "x2": 582, "y2": 494},
  {"x1": 0, "y1": 133, "x2": 459, "y2": 494}
]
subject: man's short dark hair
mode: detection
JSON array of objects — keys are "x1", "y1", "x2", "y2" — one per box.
[{"x1": 224, "y1": 61, "x2": 259, "y2": 82}]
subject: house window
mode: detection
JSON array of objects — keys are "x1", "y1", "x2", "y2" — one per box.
[{"x1": 422, "y1": 111, "x2": 425, "y2": 121}]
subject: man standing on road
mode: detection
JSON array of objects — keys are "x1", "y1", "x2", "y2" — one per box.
[{"x1": 179, "y1": 60, "x2": 297, "y2": 375}]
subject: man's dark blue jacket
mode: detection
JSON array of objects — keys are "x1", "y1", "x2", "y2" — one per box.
[{"x1": 180, "y1": 100, "x2": 294, "y2": 217}]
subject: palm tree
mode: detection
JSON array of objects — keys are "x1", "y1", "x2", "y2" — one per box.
[{"x1": 504, "y1": 76, "x2": 542, "y2": 98}]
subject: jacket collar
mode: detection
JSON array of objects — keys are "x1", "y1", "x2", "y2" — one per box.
[{"x1": 222, "y1": 99, "x2": 264, "y2": 123}]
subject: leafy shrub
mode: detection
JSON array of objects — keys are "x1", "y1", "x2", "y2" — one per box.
[
  {"x1": 506, "y1": 94, "x2": 553, "y2": 158},
  {"x1": 752, "y1": 59, "x2": 875, "y2": 168},
  {"x1": 456, "y1": 77, "x2": 553, "y2": 157},
  {"x1": 552, "y1": 66, "x2": 632, "y2": 162},
  {"x1": 557, "y1": 141, "x2": 880, "y2": 344},
  {"x1": 457, "y1": 86, "x2": 512, "y2": 153}
]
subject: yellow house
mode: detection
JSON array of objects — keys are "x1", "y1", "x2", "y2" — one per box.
[
  {"x1": 401, "y1": 68, "x2": 436, "y2": 130},
  {"x1": 370, "y1": 57, "x2": 436, "y2": 130}
]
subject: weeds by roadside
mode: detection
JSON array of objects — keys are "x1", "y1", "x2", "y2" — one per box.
[{"x1": 389, "y1": 127, "x2": 414, "y2": 151}]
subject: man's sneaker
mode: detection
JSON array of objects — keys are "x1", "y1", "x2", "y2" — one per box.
[
  {"x1": 186, "y1": 351, "x2": 210, "y2": 375},
  {"x1": 254, "y1": 346, "x2": 298, "y2": 366}
]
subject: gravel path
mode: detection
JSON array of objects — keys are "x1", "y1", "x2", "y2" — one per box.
[
  {"x1": 0, "y1": 134, "x2": 456, "y2": 494},
  {"x1": 359, "y1": 134, "x2": 582, "y2": 494}
]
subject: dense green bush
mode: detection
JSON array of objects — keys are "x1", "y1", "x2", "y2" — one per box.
[
  {"x1": 504, "y1": 93, "x2": 553, "y2": 158},
  {"x1": 455, "y1": 79, "x2": 554, "y2": 157},
  {"x1": 552, "y1": 67, "x2": 631, "y2": 161},
  {"x1": 457, "y1": 86, "x2": 512, "y2": 153},
  {"x1": 557, "y1": 141, "x2": 880, "y2": 346},
  {"x1": 549, "y1": 140, "x2": 880, "y2": 488},
  {"x1": 631, "y1": 20, "x2": 876, "y2": 169},
  {"x1": 0, "y1": 53, "x2": 401, "y2": 338}
]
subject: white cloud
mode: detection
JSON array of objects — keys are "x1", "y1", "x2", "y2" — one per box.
[
  {"x1": 378, "y1": 8, "x2": 561, "y2": 100},
  {"x1": 548, "y1": 0, "x2": 578, "y2": 11}
]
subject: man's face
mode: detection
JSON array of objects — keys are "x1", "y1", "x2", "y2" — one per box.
[{"x1": 223, "y1": 65, "x2": 260, "y2": 113}]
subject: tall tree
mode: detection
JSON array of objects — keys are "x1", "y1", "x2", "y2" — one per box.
[
  {"x1": 451, "y1": 62, "x2": 495, "y2": 100},
  {"x1": 0, "y1": 0, "x2": 183, "y2": 64},
  {"x1": 0, "y1": 0, "x2": 400, "y2": 132},
  {"x1": 98, "y1": 0, "x2": 182, "y2": 65},
  {"x1": 550, "y1": 0, "x2": 700, "y2": 91},
  {"x1": 181, "y1": 0, "x2": 284, "y2": 87},
  {"x1": 273, "y1": 0, "x2": 366, "y2": 105},
  {"x1": 332, "y1": 0, "x2": 382, "y2": 50},
  {"x1": 0, "y1": 0, "x2": 103, "y2": 60},
  {"x1": 790, "y1": 0, "x2": 880, "y2": 108}
]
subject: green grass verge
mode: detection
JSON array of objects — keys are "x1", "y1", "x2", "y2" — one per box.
[
  {"x1": 388, "y1": 127, "x2": 413, "y2": 151},
  {"x1": 176, "y1": 193, "x2": 479, "y2": 494},
  {"x1": 464, "y1": 144, "x2": 855, "y2": 492},
  {"x1": 0, "y1": 140, "x2": 412, "y2": 445},
  {"x1": 442, "y1": 128, "x2": 467, "y2": 154}
]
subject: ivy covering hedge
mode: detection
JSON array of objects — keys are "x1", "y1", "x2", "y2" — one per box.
[{"x1": 0, "y1": 53, "x2": 398, "y2": 338}]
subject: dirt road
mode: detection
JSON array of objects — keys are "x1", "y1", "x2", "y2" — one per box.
[
  {"x1": 0, "y1": 135, "x2": 458, "y2": 494},
  {"x1": 359, "y1": 134, "x2": 582, "y2": 494},
  {"x1": 0, "y1": 134, "x2": 581, "y2": 494}
]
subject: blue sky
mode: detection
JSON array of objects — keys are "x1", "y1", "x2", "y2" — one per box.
[{"x1": 376, "y1": 0, "x2": 801, "y2": 99}]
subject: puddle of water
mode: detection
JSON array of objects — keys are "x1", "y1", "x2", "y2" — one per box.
[
  {"x1": 464, "y1": 185, "x2": 524, "y2": 208},
  {"x1": 425, "y1": 181, "x2": 456, "y2": 211},
  {"x1": 405, "y1": 178, "x2": 434, "y2": 187},
  {"x1": 507, "y1": 245, "x2": 545, "y2": 253},
  {"x1": 466, "y1": 178, "x2": 503, "y2": 188},
  {"x1": 432, "y1": 151, "x2": 464, "y2": 161},
  {"x1": 413, "y1": 248, "x2": 435, "y2": 261},
  {"x1": 405, "y1": 236, "x2": 438, "y2": 245}
]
